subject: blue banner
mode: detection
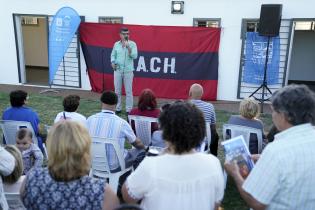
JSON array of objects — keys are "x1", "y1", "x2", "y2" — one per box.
[
  {"x1": 49, "y1": 7, "x2": 81, "y2": 84},
  {"x1": 243, "y1": 32, "x2": 280, "y2": 85}
]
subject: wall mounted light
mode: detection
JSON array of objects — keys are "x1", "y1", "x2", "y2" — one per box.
[{"x1": 171, "y1": 1, "x2": 184, "y2": 14}]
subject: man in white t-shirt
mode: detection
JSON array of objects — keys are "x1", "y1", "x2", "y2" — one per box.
[{"x1": 54, "y1": 95, "x2": 86, "y2": 127}]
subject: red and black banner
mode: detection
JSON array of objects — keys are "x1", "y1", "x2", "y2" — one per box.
[{"x1": 79, "y1": 23, "x2": 221, "y2": 100}]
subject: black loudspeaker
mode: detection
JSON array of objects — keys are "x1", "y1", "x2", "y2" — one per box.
[{"x1": 258, "y1": 4, "x2": 282, "y2": 36}]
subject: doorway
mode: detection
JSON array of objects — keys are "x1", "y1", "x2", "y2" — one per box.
[
  {"x1": 13, "y1": 14, "x2": 82, "y2": 88},
  {"x1": 287, "y1": 20, "x2": 315, "y2": 92},
  {"x1": 14, "y1": 14, "x2": 49, "y2": 85}
]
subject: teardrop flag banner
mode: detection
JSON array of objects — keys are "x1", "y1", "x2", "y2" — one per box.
[{"x1": 49, "y1": 7, "x2": 81, "y2": 85}]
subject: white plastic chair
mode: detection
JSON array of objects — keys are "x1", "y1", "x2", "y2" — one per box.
[
  {"x1": 222, "y1": 124, "x2": 262, "y2": 190},
  {"x1": 128, "y1": 115, "x2": 158, "y2": 146},
  {"x1": 5, "y1": 192, "x2": 26, "y2": 209},
  {"x1": 89, "y1": 137, "x2": 132, "y2": 193},
  {"x1": 222, "y1": 124, "x2": 263, "y2": 154},
  {"x1": 0, "y1": 120, "x2": 48, "y2": 159},
  {"x1": 202, "y1": 122, "x2": 212, "y2": 153},
  {"x1": 0, "y1": 120, "x2": 38, "y2": 145},
  {"x1": 43, "y1": 124, "x2": 51, "y2": 158},
  {"x1": 45, "y1": 124, "x2": 52, "y2": 133}
]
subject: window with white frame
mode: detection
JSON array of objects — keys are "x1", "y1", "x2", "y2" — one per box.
[
  {"x1": 294, "y1": 21, "x2": 315, "y2": 31},
  {"x1": 193, "y1": 18, "x2": 220, "y2": 28},
  {"x1": 98, "y1": 16, "x2": 123, "y2": 24}
]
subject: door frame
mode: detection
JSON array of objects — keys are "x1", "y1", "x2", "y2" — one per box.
[
  {"x1": 285, "y1": 18, "x2": 315, "y2": 85},
  {"x1": 13, "y1": 13, "x2": 49, "y2": 85}
]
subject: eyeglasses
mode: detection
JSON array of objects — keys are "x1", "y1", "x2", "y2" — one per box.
[{"x1": 121, "y1": 33, "x2": 129, "y2": 35}]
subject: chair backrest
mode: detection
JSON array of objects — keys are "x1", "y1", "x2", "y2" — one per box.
[
  {"x1": 204, "y1": 122, "x2": 212, "y2": 152},
  {"x1": 5, "y1": 192, "x2": 25, "y2": 209},
  {"x1": 128, "y1": 115, "x2": 158, "y2": 146},
  {"x1": 223, "y1": 124, "x2": 263, "y2": 153},
  {"x1": 0, "y1": 120, "x2": 38, "y2": 145},
  {"x1": 90, "y1": 137, "x2": 126, "y2": 178},
  {"x1": 45, "y1": 125, "x2": 52, "y2": 133},
  {"x1": 114, "y1": 204, "x2": 143, "y2": 210}
]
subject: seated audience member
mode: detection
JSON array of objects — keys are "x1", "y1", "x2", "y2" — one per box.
[
  {"x1": 151, "y1": 103, "x2": 171, "y2": 148},
  {"x1": 266, "y1": 124, "x2": 279, "y2": 143},
  {"x1": 189, "y1": 83, "x2": 219, "y2": 155},
  {"x1": 2, "y1": 90, "x2": 44, "y2": 153},
  {"x1": 2, "y1": 145, "x2": 25, "y2": 210},
  {"x1": 54, "y1": 95, "x2": 86, "y2": 126},
  {"x1": 16, "y1": 128, "x2": 43, "y2": 175},
  {"x1": 228, "y1": 98, "x2": 265, "y2": 154},
  {"x1": 0, "y1": 145, "x2": 15, "y2": 210},
  {"x1": 87, "y1": 91, "x2": 145, "y2": 172},
  {"x1": 122, "y1": 102, "x2": 224, "y2": 210},
  {"x1": 225, "y1": 84, "x2": 315, "y2": 210},
  {"x1": 129, "y1": 89, "x2": 160, "y2": 133},
  {"x1": 21, "y1": 121, "x2": 119, "y2": 210}
]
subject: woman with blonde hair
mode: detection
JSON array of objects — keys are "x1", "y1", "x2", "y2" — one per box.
[
  {"x1": 228, "y1": 98, "x2": 265, "y2": 153},
  {"x1": 21, "y1": 121, "x2": 119, "y2": 210}
]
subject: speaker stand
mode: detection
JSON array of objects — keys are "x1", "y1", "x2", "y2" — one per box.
[{"x1": 249, "y1": 36, "x2": 272, "y2": 113}]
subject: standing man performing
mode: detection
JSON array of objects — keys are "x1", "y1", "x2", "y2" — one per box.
[{"x1": 111, "y1": 27, "x2": 138, "y2": 115}]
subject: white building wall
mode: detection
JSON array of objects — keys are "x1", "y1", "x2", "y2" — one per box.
[{"x1": 0, "y1": 0, "x2": 314, "y2": 100}]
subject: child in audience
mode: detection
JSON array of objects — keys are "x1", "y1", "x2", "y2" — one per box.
[
  {"x1": 16, "y1": 128, "x2": 43, "y2": 175},
  {"x1": 2, "y1": 145, "x2": 26, "y2": 210}
]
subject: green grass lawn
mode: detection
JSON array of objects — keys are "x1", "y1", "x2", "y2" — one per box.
[{"x1": 0, "y1": 91, "x2": 273, "y2": 210}]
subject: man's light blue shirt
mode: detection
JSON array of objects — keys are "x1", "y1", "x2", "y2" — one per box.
[
  {"x1": 110, "y1": 40, "x2": 138, "y2": 72},
  {"x1": 87, "y1": 110, "x2": 136, "y2": 170}
]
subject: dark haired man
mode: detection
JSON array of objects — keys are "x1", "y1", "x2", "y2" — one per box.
[
  {"x1": 111, "y1": 27, "x2": 138, "y2": 115},
  {"x1": 225, "y1": 84, "x2": 315, "y2": 210},
  {"x1": 87, "y1": 91, "x2": 145, "y2": 172},
  {"x1": 2, "y1": 90, "x2": 44, "y2": 153}
]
